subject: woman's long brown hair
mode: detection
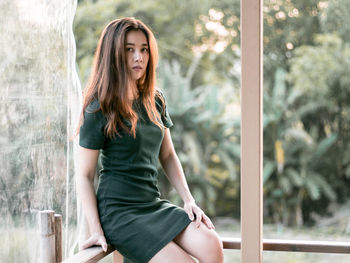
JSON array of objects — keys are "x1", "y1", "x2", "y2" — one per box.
[{"x1": 79, "y1": 17, "x2": 164, "y2": 138}]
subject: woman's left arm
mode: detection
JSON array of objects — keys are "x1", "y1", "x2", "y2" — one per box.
[{"x1": 159, "y1": 128, "x2": 214, "y2": 229}]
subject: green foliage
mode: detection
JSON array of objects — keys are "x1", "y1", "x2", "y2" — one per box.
[
  {"x1": 321, "y1": 0, "x2": 350, "y2": 43},
  {"x1": 74, "y1": 0, "x2": 243, "y2": 89},
  {"x1": 74, "y1": 0, "x2": 214, "y2": 86},
  {"x1": 157, "y1": 58, "x2": 241, "y2": 217},
  {"x1": 263, "y1": 0, "x2": 323, "y2": 81},
  {"x1": 258, "y1": 0, "x2": 350, "y2": 226},
  {"x1": 3, "y1": 0, "x2": 350, "y2": 228},
  {"x1": 288, "y1": 34, "x2": 345, "y2": 95},
  {"x1": 289, "y1": 33, "x2": 350, "y2": 206},
  {"x1": 263, "y1": 60, "x2": 344, "y2": 225},
  {"x1": 72, "y1": 0, "x2": 350, "y2": 225}
]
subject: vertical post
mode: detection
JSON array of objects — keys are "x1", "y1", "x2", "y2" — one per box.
[
  {"x1": 55, "y1": 214, "x2": 63, "y2": 263},
  {"x1": 39, "y1": 210, "x2": 56, "y2": 263},
  {"x1": 241, "y1": 0, "x2": 263, "y2": 262}
]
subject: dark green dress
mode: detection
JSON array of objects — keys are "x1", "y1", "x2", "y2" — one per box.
[{"x1": 79, "y1": 91, "x2": 192, "y2": 263}]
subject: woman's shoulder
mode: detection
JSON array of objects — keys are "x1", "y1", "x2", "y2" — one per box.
[
  {"x1": 83, "y1": 99, "x2": 107, "y2": 124},
  {"x1": 154, "y1": 89, "x2": 164, "y2": 111},
  {"x1": 80, "y1": 99, "x2": 106, "y2": 149},
  {"x1": 85, "y1": 99, "x2": 101, "y2": 113},
  {"x1": 154, "y1": 89, "x2": 167, "y2": 106}
]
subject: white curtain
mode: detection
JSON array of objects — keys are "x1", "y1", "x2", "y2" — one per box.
[{"x1": 0, "y1": 0, "x2": 81, "y2": 261}]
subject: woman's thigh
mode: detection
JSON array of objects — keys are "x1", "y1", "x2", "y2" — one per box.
[
  {"x1": 174, "y1": 222, "x2": 224, "y2": 263},
  {"x1": 148, "y1": 240, "x2": 196, "y2": 263}
]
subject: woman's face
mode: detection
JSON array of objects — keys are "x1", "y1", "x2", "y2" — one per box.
[{"x1": 125, "y1": 30, "x2": 150, "y2": 82}]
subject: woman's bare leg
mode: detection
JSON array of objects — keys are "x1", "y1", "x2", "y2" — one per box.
[
  {"x1": 148, "y1": 240, "x2": 196, "y2": 263},
  {"x1": 174, "y1": 222, "x2": 224, "y2": 263}
]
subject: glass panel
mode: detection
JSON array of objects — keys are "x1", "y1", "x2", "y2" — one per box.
[
  {"x1": 0, "y1": 0, "x2": 80, "y2": 261},
  {"x1": 263, "y1": 0, "x2": 350, "y2": 259}
]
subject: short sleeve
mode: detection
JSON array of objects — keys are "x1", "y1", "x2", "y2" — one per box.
[
  {"x1": 79, "y1": 100, "x2": 107, "y2": 150},
  {"x1": 156, "y1": 90, "x2": 173, "y2": 129}
]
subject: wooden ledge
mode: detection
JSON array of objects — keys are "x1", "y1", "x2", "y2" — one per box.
[
  {"x1": 222, "y1": 237, "x2": 350, "y2": 254},
  {"x1": 62, "y1": 245, "x2": 115, "y2": 263},
  {"x1": 62, "y1": 237, "x2": 350, "y2": 263}
]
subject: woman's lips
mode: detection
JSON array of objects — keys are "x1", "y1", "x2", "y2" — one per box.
[{"x1": 133, "y1": 66, "x2": 142, "y2": 71}]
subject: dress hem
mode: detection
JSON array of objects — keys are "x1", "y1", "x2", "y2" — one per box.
[{"x1": 142, "y1": 217, "x2": 192, "y2": 263}]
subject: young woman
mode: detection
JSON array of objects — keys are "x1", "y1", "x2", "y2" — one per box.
[{"x1": 77, "y1": 17, "x2": 223, "y2": 263}]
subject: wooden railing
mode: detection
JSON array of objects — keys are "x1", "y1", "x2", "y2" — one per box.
[
  {"x1": 38, "y1": 210, "x2": 123, "y2": 263},
  {"x1": 222, "y1": 237, "x2": 350, "y2": 254},
  {"x1": 62, "y1": 245, "x2": 119, "y2": 263},
  {"x1": 39, "y1": 210, "x2": 63, "y2": 263},
  {"x1": 39, "y1": 210, "x2": 350, "y2": 263}
]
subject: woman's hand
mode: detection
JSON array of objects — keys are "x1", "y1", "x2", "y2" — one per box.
[
  {"x1": 80, "y1": 232, "x2": 108, "y2": 252},
  {"x1": 184, "y1": 201, "x2": 215, "y2": 230}
]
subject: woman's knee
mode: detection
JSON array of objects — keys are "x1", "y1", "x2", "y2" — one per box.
[
  {"x1": 174, "y1": 222, "x2": 224, "y2": 262},
  {"x1": 195, "y1": 227, "x2": 223, "y2": 262}
]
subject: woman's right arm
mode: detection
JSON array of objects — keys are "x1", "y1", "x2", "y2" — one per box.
[{"x1": 76, "y1": 145, "x2": 107, "y2": 252}]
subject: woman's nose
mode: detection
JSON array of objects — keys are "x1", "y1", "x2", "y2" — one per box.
[{"x1": 134, "y1": 50, "x2": 143, "y2": 62}]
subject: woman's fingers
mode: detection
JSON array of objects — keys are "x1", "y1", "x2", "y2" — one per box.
[
  {"x1": 187, "y1": 209, "x2": 195, "y2": 221},
  {"x1": 184, "y1": 202, "x2": 214, "y2": 229},
  {"x1": 203, "y1": 214, "x2": 215, "y2": 229},
  {"x1": 184, "y1": 202, "x2": 195, "y2": 221},
  {"x1": 80, "y1": 236, "x2": 95, "y2": 250},
  {"x1": 98, "y1": 236, "x2": 108, "y2": 252},
  {"x1": 80, "y1": 234, "x2": 108, "y2": 252},
  {"x1": 193, "y1": 207, "x2": 202, "y2": 228}
]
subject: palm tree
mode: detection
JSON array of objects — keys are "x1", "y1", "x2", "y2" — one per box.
[
  {"x1": 264, "y1": 67, "x2": 337, "y2": 226},
  {"x1": 157, "y1": 58, "x2": 241, "y2": 217}
]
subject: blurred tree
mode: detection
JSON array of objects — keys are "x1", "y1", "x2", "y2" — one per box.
[
  {"x1": 262, "y1": 0, "x2": 350, "y2": 225},
  {"x1": 263, "y1": 0, "x2": 323, "y2": 88},
  {"x1": 263, "y1": 68, "x2": 337, "y2": 225},
  {"x1": 74, "y1": 0, "x2": 213, "y2": 86},
  {"x1": 74, "y1": 0, "x2": 243, "y2": 89},
  {"x1": 73, "y1": 0, "x2": 350, "y2": 224},
  {"x1": 321, "y1": 0, "x2": 350, "y2": 43},
  {"x1": 74, "y1": 0, "x2": 242, "y2": 218},
  {"x1": 158, "y1": 58, "x2": 241, "y2": 218},
  {"x1": 288, "y1": 34, "x2": 350, "y2": 207}
]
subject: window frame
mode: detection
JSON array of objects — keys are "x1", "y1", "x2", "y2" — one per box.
[{"x1": 239, "y1": 0, "x2": 350, "y2": 262}]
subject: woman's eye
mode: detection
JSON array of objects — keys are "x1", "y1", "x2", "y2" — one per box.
[
  {"x1": 126, "y1": 47, "x2": 133, "y2": 52},
  {"x1": 142, "y1": 48, "x2": 149, "y2": 53}
]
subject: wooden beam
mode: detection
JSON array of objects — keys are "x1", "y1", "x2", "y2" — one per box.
[
  {"x1": 59, "y1": 235, "x2": 350, "y2": 263},
  {"x1": 222, "y1": 237, "x2": 241, "y2": 250},
  {"x1": 39, "y1": 210, "x2": 56, "y2": 263},
  {"x1": 62, "y1": 245, "x2": 115, "y2": 263},
  {"x1": 263, "y1": 239, "x2": 350, "y2": 254},
  {"x1": 54, "y1": 214, "x2": 63, "y2": 263},
  {"x1": 240, "y1": 0, "x2": 263, "y2": 262},
  {"x1": 222, "y1": 238, "x2": 350, "y2": 254}
]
